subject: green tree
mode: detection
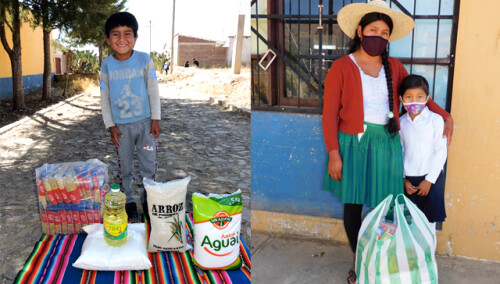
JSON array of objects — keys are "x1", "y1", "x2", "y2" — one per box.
[
  {"x1": 150, "y1": 51, "x2": 169, "y2": 73},
  {"x1": 25, "y1": 0, "x2": 72, "y2": 100},
  {"x1": 0, "y1": 0, "x2": 27, "y2": 110},
  {"x1": 61, "y1": 0, "x2": 125, "y2": 64}
]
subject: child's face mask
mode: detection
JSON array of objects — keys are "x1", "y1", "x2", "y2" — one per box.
[{"x1": 401, "y1": 97, "x2": 429, "y2": 115}]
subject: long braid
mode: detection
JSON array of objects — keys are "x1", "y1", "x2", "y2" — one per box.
[{"x1": 381, "y1": 50, "x2": 398, "y2": 136}]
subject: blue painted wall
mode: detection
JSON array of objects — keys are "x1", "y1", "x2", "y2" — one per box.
[
  {"x1": 251, "y1": 111, "x2": 344, "y2": 219},
  {"x1": 0, "y1": 73, "x2": 54, "y2": 99}
]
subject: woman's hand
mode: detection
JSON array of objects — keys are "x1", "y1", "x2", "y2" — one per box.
[
  {"x1": 443, "y1": 116, "x2": 454, "y2": 147},
  {"x1": 328, "y1": 150, "x2": 343, "y2": 181}
]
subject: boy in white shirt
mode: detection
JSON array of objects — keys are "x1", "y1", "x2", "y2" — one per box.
[{"x1": 399, "y1": 75, "x2": 447, "y2": 232}]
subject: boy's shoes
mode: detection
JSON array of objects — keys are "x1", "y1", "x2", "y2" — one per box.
[{"x1": 126, "y1": 202, "x2": 139, "y2": 223}]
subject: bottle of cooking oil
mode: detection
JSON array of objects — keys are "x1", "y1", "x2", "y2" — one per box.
[{"x1": 103, "y1": 184, "x2": 128, "y2": 246}]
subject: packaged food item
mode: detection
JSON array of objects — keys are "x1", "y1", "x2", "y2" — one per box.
[
  {"x1": 47, "y1": 207, "x2": 55, "y2": 234},
  {"x1": 192, "y1": 189, "x2": 242, "y2": 270},
  {"x1": 73, "y1": 223, "x2": 151, "y2": 271},
  {"x1": 376, "y1": 221, "x2": 397, "y2": 240},
  {"x1": 66, "y1": 208, "x2": 75, "y2": 234},
  {"x1": 59, "y1": 204, "x2": 68, "y2": 234},
  {"x1": 72, "y1": 204, "x2": 82, "y2": 233},
  {"x1": 39, "y1": 203, "x2": 49, "y2": 234},
  {"x1": 53, "y1": 204, "x2": 61, "y2": 234},
  {"x1": 37, "y1": 178, "x2": 48, "y2": 209},
  {"x1": 35, "y1": 159, "x2": 108, "y2": 235},
  {"x1": 103, "y1": 184, "x2": 128, "y2": 246},
  {"x1": 143, "y1": 177, "x2": 190, "y2": 252}
]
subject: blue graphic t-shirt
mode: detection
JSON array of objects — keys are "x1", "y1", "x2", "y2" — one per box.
[{"x1": 99, "y1": 50, "x2": 161, "y2": 128}]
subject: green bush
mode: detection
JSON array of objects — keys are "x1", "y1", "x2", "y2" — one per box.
[
  {"x1": 150, "y1": 51, "x2": 169, "y2": 72},
  {"x1": 70, "y1": 50, "x2": 100, "y2": 74}
]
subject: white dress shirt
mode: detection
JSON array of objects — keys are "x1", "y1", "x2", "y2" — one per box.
[
  {"x1": 349, "y1": 54, "x2": 389, "y2": 125},
  {"x1": 399, "y1": 107, "x2": 448, "y2": 183}
]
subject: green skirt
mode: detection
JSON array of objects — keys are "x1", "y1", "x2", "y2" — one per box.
[{"x1": 323, "y1": 122, "x2": 404, "y2": 208}]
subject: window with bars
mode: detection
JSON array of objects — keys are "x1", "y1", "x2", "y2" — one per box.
[{"x1": 251, "y1": 0, "x2": 459, "y2": 113}]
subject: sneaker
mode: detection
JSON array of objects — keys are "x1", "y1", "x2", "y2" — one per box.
[{"x1": 125, "y1": 202, "x2": 139, "y2": 223}]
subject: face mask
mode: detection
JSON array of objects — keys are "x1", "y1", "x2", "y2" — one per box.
[
  {"x1": 361, "y1": 35, "x2": 388, "y2": 56},
  {"x1": 401, "y1": 97, "x2": 429, "y2": 115}
]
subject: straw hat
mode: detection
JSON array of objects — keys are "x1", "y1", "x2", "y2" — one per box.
[{"x1": 337, "y1": 0, "x2": 414, "y2": 42}]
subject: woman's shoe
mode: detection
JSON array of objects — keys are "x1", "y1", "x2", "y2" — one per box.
[{"x1": 347, "y1": 268, "x2": 357, "y2": 284}]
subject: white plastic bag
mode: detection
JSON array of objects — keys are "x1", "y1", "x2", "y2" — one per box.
[
  {"x1": 356, "y1": 194, "x2": 437, "y2": 284},
  {"x1": 72, "y1": 223, "x2": 151, "y2": 271},
  {"x1": 143, "y1": 177, "x2": 191, "y2": 252}
]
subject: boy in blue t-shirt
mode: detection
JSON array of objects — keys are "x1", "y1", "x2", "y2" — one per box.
[{"x1": 100, "y1": 12, "x2": 161, "y2": 220}]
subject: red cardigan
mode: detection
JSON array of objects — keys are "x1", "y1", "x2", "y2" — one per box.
[{"x1": 322, "y1": 55, "x2": 450, "y2": 153}]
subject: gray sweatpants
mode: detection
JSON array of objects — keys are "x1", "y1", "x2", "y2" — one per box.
[{"x1": 115, "y1": 118, "x2": 157, "y2": 204}]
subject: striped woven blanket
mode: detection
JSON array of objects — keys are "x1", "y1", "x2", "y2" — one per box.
[{"x1": 14, "y1": 213, "x2": 251, "y2": 284}]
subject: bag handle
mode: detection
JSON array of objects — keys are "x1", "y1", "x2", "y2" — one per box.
[{"x1": 395, "y1": 194, "x2": 436, "y2": 246}]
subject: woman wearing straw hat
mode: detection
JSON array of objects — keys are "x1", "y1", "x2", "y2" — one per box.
[{"x1": 321, "y1": 1, "x2": 453, "y2": 283}]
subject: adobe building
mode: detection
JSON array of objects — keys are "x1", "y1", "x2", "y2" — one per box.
[
  {"x1": 53, "y1": 47, "x2": 70, "y2": 75},
  {"x1": 0, "y1": 19, "x2": 55, "y2": 98}
]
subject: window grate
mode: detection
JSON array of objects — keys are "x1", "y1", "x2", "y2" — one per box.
[{"x1": 251, "y1": 0, "x2": 459, "y2": 113}]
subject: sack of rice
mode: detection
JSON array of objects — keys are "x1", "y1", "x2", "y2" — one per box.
[
  {"x1": 143, "y1": 177, "x2": 191, "y2": 252},
  {"x1": 192, "y1": 189, "x2": 242, "y2": 270}
]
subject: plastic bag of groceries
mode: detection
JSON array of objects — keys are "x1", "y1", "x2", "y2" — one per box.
[
  {"x1": 356, "y1": 194, "x2": 437, "y2": 284},
  {"x1": 35, "y1": 159, "x2": 109, "y2": 235}
]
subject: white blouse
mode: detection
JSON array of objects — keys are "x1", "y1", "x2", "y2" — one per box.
[
  {"x1": 399, "y1": 107, "x2": 448, "y2": 183},
  {"x1": 349, "y1": 54, "x2": 389, "y2": 125}
]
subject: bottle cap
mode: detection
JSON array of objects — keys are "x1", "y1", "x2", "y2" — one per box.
[{"x1": 111, "y1": 184, "x2": 120, "y2": 192}]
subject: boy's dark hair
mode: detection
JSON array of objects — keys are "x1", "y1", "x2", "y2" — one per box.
[
  {"x1": 348, "y1": 12, "x2": 397, "y2": 137},
  {"x1": 105, "y1": 12, "x2": 138, "y2": 38},
  {"x1": 399, "y1": 74, "x2": 430, "y2": 97}
]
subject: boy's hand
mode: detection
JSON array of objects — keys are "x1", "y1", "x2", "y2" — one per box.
[
  {"x1": 416, "y1": 180, "x2": 432, "y2": 196},
  {"x1": 150, "y1": 120, "x2": 160, "y2": 139},
  {"x1": 328, "y1": 150, "x2": 343, "y2": 181},
  {"x1": 109, "y1": 126, "x2": 123, "y2": 147},
  {"x1": 404, "y1": 179, "x2": 417, "y2": 195}
]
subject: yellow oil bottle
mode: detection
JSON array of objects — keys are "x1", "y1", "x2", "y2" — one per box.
[{"x1": 103, "y1": 184, "x2": 128, "y2": 246}]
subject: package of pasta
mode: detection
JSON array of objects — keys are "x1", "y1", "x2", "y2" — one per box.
[
  {"x1": 143, "y1": 177, "x2": 191, "y2": 252},
  {"x1": 192, "y1": 189, "x2": 242, "y2": 270},
  {"x1": 35, "y1": 159, "x2": 108, "y2": 235}
]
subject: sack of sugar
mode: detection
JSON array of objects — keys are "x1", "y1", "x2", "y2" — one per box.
[{"x1": 192, "y1": 189, "x2": 242, "y2": 270}]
